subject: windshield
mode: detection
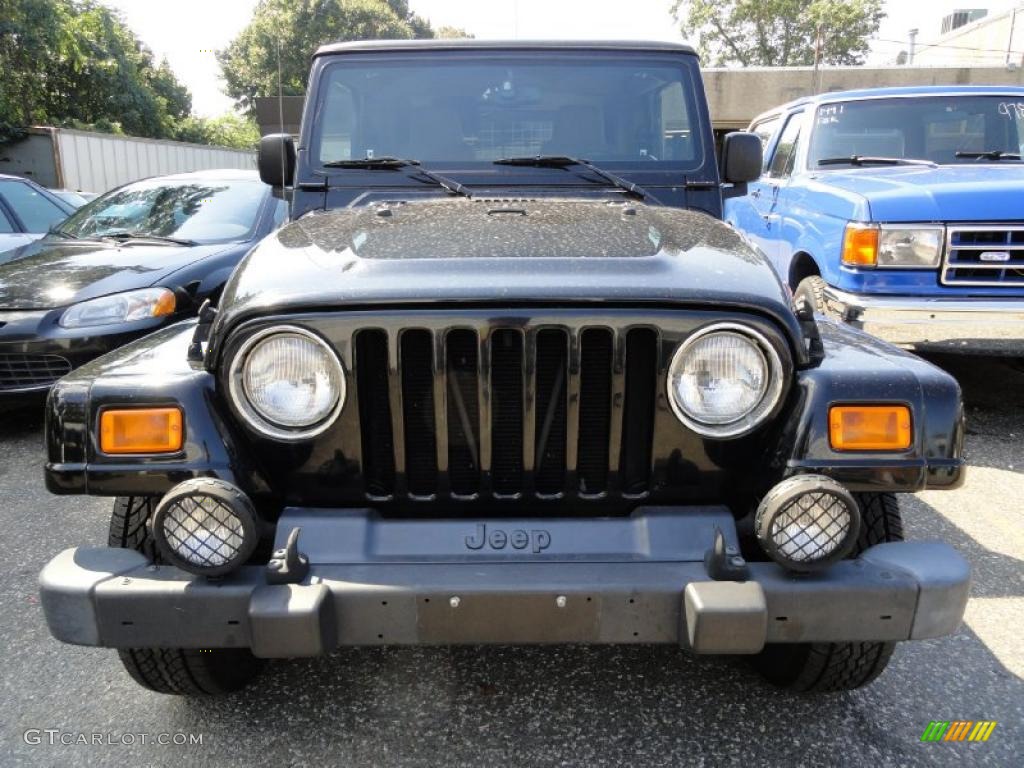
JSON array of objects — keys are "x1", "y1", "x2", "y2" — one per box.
[
  {"x1": 57, "y1": 178, "x2": 267, "y2": 244},
  {"x1": 808, "y1": 95, "x2": 1024, "y2": 168},
  {"x1": 313, "y1": 55, "x2": 703, "y2": 170}
]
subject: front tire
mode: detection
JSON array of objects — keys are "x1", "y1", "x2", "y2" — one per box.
[
  {"x1": 794, "y1": 275, "x2": 828, "y2": 315},
  {"x1": 751, "y1": 492, "x2": 903, "y2": 693},
  {"x1": 108, "y1": 496, "x2": 264, "y2": 695}
]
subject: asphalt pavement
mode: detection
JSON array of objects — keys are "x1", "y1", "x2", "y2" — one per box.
[{"x1": 1, "y1": 354, "x2": 1021, "y2": 767}]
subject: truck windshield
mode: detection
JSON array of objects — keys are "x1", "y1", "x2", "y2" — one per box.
[
  {"x1": 313, "y1": 55, "x2": 703, "y2": 170},
  {"x1": 808, "y1": 95, "x2": 1024, "y2": 168},
  {"x1": 55, "y1": 178, "x2": 267, "y2": 244}
]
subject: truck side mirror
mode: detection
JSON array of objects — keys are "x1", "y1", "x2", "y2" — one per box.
[
  {"x1": 721, "y1": 132, "x2": 763, "y2": 184},
  {"x1": 258, "y1": 133, "x2": 296, "y2": 188}
]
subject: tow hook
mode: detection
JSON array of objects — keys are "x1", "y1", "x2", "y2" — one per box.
[
  {"x1": 703, "y1": 527, "x2": 749, "y2": 581},
  {"x1": 266, "y1": 527, "x2": 310, "y2": 584}
]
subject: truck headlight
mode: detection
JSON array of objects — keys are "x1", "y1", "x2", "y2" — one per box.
[
  {"x1": 667, "y1": 323, "x2": 784, "y2": 438},
  {"x1": 59, "y1": 287, "x2": 176, "y2": 328},
  {"x1": 228, "y1": 325, "x2": 345, "y2": 440},
  {"x1": 841, "y1": 224, "x2": 944, "y2": 268}
]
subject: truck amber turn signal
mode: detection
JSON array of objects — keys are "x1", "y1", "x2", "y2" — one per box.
[
  {"x1": 841, "y1": 223, "x2": 879, "y2": 267},
  {"x1": 100, "y1": 408, "x2": 183, "y2": 454},
  {"x1": 829, "y1": 405, "x2": 912, "y2": 451}
]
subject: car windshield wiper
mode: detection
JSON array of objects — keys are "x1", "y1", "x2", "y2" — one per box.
[
  {"x1": 46, "y1": 227, "x2": 80, "y2": 240},
  {"x1": 493, "y1": 156, "x2": 658, "y2": 202},
  {"x1": 954, "y1": 149, "x2": 1022, "y2": 161},
  {"x1": 817, "y1": 155, "x2": 937, "y2": 168},
  {"x1": 100, "y1": 232, "x2": 198, "y2": 246},
  {"x1": 322, "y1": 156, "x2": 472, "y2": 198}
]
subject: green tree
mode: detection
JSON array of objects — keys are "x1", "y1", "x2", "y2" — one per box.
[
  {"x1": 175, "y1": 113, "x2": 261, "y2": 149},
  {"x1": 218, "y1": 0, "x2": 471, "y2": 113},
  {"x1": 671, "y1": 0, "x2": 885, "y2": 67},
  {"x1": 0, "y1": 0, "x2": 200, "y2": 141}
]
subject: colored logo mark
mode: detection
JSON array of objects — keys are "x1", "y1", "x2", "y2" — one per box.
[{"x1": 920, "y1": 721, "x2": 997, "y2": 742}]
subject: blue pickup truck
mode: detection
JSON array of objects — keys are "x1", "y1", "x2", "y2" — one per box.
[{"x1": 725, "y1": 85, "x2": 1024, "y2": 355}]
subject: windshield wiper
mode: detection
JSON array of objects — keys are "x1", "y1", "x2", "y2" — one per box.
[
  {"x1": 322, "y1": 156, "x2": 472, "y2": 198},
  {"x1": 46, "y1": 227, "x2": 80, "y2": 240},
  {"x1": 817, "y1": 155, "x2": 937, "y2": 168},
  {"x1": 100, "y1": 232, "x2": 198, "y2": 246},
  {"x1": 954, "y1": 149, "x2": 1021, "y2": 161},
  {"x1": 493, "y1": 156, "x2": 659, "y2": 202}
]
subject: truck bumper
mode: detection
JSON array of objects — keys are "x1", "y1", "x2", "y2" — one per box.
[
  {"x1": 822, "y1": 287, "x2": 1024, "y2": 355},
  {"x1": 38, "y1": 509, "x2": 970, "y2": 657}
]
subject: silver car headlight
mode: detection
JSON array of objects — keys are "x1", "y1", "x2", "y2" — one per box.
[
  {"x1": 59, "y1": 287, "x2": 176, "y2": 328},
  {"x1": 229, "y1": 326, "x2": 345, "y2": 440},
  {"x1": 667, "y1": 323, "x2": 784, "y2": 438},
  {"x1": 877, "y1": 225, "x2": 944, "y2": 268}
]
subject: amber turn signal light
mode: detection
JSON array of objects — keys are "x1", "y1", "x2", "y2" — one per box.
[
  {"x1": 829, "y1": 405, "x2": 912, "y2": 451},
  {"x1": 841, "y1": 224, "x2": 879, "y2": 267},
  {"x1": 100, "y1": 408, "x2": 183, "y2": 454}
]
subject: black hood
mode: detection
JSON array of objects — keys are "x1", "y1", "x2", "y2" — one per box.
[
  {"x1": 213, "y1": 198, "x2": 802, "y2": 358},
  {"x1": 0, "y1": 237, "x2": 227, "y2": 310}
]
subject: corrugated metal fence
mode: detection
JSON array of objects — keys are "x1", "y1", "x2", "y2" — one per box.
[{"x1": 53, "y1": 128, "x2": 256, "y2": 193}]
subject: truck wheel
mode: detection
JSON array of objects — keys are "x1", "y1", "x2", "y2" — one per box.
[
  {"x1": 108, "y1": 496, "x2": 264, "y2": 695},
  {"x1": 752, "y1": 492, "x2": 902, "y2": 693},
  {"x1": 794, "y1": 275, "x2": 828, "y2": 315}
]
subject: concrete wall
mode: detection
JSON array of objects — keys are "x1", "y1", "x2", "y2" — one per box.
[
  {"x1": 255, "y1": 65, "x2": 1024, "y2": 139},
  {"x1": 704, "y1": 65, "x2": 1024, "y2": 128}
]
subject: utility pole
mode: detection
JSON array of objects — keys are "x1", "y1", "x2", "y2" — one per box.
[
  {"x1": 812, "y1": 23, "x2": 824, "y2": 94},
  {"x1": 908, "y1": 28, "x2": 918, "y2": 65}
]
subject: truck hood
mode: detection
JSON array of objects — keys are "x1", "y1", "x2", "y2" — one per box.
[
  {"x1": 213, "y1": 198, "x2": 805, "y2": 360},
  {"x1": 811, "y1": 164, "x2": 1024, "y2": 222},
  {"x1": 0, "y1": 237, "x2": 227, "y2": 310}
]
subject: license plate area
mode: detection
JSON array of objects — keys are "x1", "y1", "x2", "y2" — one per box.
[{"x1": 416, "y1": 593, "x2": 600, "y2": 643}]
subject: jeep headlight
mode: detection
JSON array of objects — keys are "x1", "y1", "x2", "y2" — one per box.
[
  {"x1": 667, "y1": 323, "x2": 784, "y2": 438},
  {"x1": 59, "y1": 287, "x2": 176, "y2": 328},
  {"x1": 229, "y1": 326, "x2": 345, "y2": 440}
]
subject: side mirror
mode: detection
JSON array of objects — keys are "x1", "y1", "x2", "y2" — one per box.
[
  {"x1": 258, "y1": 133, "x2": 296, "y2": 188},
  {"x1": 721, "y1": 132, "x2": 763, "y2": 184}
]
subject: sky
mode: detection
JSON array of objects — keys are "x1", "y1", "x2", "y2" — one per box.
[{"x1": 102, "y1": 0, "x2": 1023, "y2": 117}]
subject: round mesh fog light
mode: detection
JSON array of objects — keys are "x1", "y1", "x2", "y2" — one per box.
[
  {"x1": 151, "y1": 478, "x2": 258, "y2": 576},
  {"x1": 755, "y1": 475, "x2": 860, "y2": 572}
]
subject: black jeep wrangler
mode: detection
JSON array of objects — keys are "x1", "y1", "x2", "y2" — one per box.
[{"x1": 40, "y1": 40, "x2": 969, "y2": 695}]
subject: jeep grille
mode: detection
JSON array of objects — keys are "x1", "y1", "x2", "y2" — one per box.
[{"x1": 354, "y1": 324, "x2": 658, "y2": 502}]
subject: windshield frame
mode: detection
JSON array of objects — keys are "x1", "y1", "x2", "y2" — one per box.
[
  {"x1": 805, "y1": 91, "x2": 1024, "y2": 172},
  {"x1": 301, "y1": 49, "x2": 712, "y2": 187},
  {"x1": 52, "y1": 176, "x2": 271, "y2": 245}
]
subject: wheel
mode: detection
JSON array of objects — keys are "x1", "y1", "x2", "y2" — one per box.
[
  {"x1": 751, "y1": 492, "x2": 903, "y2": 693},
  {"x1": 794, "y1": 275, "x2": 828, "y2": 315},
  {"x1": 108, "y1": 496, "x2": 264, "y2": 695}
]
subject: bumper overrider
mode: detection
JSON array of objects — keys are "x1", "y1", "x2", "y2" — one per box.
[
  {"x1": 40, "y1": 498, "x2": 970, "y2": 657},
  {"x1": 823, "y1": 287, "x2": 1024, "y2": 355}
]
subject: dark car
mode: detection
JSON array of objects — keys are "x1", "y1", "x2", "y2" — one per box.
[
  {"x1": 0, "y1": 169, "x2": 284, "y2": 396},
  {"x1": 0, "y1": 173, "x2": 78, "y2": 255},
  {"x1": 39, "y1": 41, "x2": 969, "y2": 698}
]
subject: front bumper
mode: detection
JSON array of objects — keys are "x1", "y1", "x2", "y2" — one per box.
[
  {"x1": 39, "y1": 509, "x2": 970, "y2": 656},
  {"x1": 822, "y1": 287, "x2": 1024, "y2": 355}
]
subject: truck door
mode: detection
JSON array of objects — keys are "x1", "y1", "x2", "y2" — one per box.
[{"x1": 753, "y1": 111, "x2": 804, "y2": 275}]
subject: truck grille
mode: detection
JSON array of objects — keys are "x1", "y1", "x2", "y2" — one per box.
[
  {"x1": 354, "y1": 324, "x2": 659, "y2": 502},
  {"x1": 0, "y1": 353, "x2": 72, "y2": 390},
  {"x1": 941, "y1": 225, "x2": 1024, "y2": 287}
]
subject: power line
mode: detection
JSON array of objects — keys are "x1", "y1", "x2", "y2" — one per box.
[{"x1": 873, "y1": 37, "x2": 1024, "y2": 57}]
